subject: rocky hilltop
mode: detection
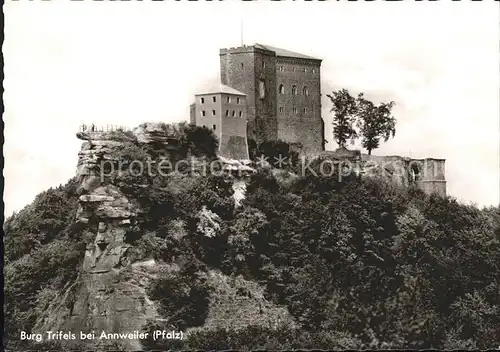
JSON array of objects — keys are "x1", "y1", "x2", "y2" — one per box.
[
  {"x1": 32, "y1": 123, "x2": 286, "y2": 351},
  {"x1": 6, "y1": 122, "x2": 477, "y2": 352},
  {"x1": 34, "y1": 124, "x2": 447, "y2": 350}
]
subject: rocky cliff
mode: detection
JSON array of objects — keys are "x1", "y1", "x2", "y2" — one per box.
[{"x1": 33, "y1": 123, "x2": 290, "y2": 351}]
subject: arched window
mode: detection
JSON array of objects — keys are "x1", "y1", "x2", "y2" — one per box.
[
  {"x1": 303, "y1": 86, "x2": 309, "y2": 96},
  {"x1": 410, "y1": 164, "x2": 422, "y2": 182},
  {"x1": 279, "y1": 84, "x2": 284, "y2": 94},
  {"x1": 292, "y1": 85, "x2": 297, "y2": 95}
]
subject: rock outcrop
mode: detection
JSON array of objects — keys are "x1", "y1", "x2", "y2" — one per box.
[
  {"x1": 35, "y1": 122, "x2": 260, "y2": 350},
  {"x1": 34, "y1": 181, "x2": 160, "y2": 350},
  {"x1": 34, "y1": 124, "x2": 181, "y2": 350}
]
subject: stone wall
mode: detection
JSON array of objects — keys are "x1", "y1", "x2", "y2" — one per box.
[
  {"x1": 220, "y1": 45, "x2": 324, "y2": 155},
  {"x1": 220, "y1": 46, "x2": 278, "y2": 143},
  {"x1": 315, "y1": 150, "x2": 447, "y2": 197},
  {"x1": 189, "y1": 103, "x2": 196, "y2": 125},
  {"x1": 361, "y1": 154, "x2": 447, "y2": 196},
  {"x1": 276, "y1": 58, "x2": 323, "y2": 156}
]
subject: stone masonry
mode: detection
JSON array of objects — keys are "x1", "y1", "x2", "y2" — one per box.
[{"x1": 219, "y1": 44, "x2": 324, "y2": 156}]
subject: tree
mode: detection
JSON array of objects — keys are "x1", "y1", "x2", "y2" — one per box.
[
  {"x1": 181, "y1": 124, "x2": 219, "y2": 158},
  {"x1": 356, "y1": 93, "x2": 396, "y2": 155},
  {"x1": 327, "y1": 89, "x2": 358, "y2": 148}
]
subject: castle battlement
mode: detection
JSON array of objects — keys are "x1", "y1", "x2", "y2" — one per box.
[{"x1": 220, "y1": 45, "x2": 273, "y2": 56}]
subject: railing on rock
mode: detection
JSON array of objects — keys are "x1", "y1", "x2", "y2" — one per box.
[{"x1": 79, "y1": 123, "x2": 132, "y2": 133}]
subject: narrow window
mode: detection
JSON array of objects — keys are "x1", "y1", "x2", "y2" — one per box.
[
  {"x1": 201, "y1": 97, "x2": 205, "y2": 104},
  {"x1": 201, "y1": 110, "x2": 206, "y2": 117},
  {"x1": 303, "y1": 86, "x2": 309, "y2": 96},
  {"x1": 292, "y1": 67, "x2": 296, "y2": 72},
  {"x1": 279, "y1": 66, "x2": 283, "y2": 72},
  {"x1": 279, "y1": 84, "x2": 284, "y2": 94},
  {"x1": 303, "y1": 108, "x2": 307, "y2": 113},
  {"x1": 292, "y1": 85, "x2": 297, "y2": 95},
  {"x1": 259, "y1": 80, "x2": 266, "y2": 99},
  {"x1": 225, "y1": 110, "x2": 229, "y2": 117},
  {"x1": 239, "y1": 111, "x2": 242, "y2": 117},
  {"x1": 312, "y1": 68, "x2": 316, "y2": 74},
  {"x1": 241, "y1": 63, "x2": 244, "y2": 69},
  {"x1": 237, "y1": 97, "x2": 240, "y2": 104},
  {"x1": 279, "y1": 107, "x2": 284, "y2": 113},
  {"x1": 293, "y1": 108, "x2": 297, "y2": 113},
  {"x1": 232, "y1": 110, "x2": 235, "y2": 117},
  {"x1": 304, "y1": 68, "x2": 307, "y2": 73},
  {"x1": 263, "y1": 61, "x2": 266, "y2": 69},
  {"x1": 212, "y1": 110, "x2": 216, "y2": 116},
  {"x1": 212, "y1": 96, "x2": 216, "y2": 103},
  {"x1": 227, "y1": 96, "x2": 231, "y2": 103},
  {"x1": 213, "y1": 124, "x2": 216, "y2": 130}
]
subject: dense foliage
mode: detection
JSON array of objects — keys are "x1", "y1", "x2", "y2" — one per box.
[
  {"x1": 4, "y1": 142, "x2": 500, "y2": 350},
  {"x1": 4, "y1": 179, "x2": 85, "y2": 350},
  {"x1": 142, "y1": 167, "x2": 500, "y2": 350},
  {"x1": 147, "y1": 258, "x2": 211, "y2": 330}
]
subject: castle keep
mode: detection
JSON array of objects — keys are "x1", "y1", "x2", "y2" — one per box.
[
  {"x1": 191, "y1": 43, "x2": 325, "y2": 158},
  {"x1": 189, "y1": 44, "x2": 446, "y2": 197}
]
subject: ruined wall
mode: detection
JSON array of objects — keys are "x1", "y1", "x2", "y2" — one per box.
[
  {"x1": 361, "y1": 154, "x2": 447, "y2": 196},
  {"x1": 412, "y1": 158, "x2": 447, "y2": 197},
  {"x1": 316, "y1": 151, "x2": 447, "y2": 197}
]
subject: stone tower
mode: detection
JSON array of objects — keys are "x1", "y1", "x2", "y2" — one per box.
[
  {"x1": 220, "y1": 44, "x2": 324, "y2": 156},
  {"x1": 220, "y1": 45, "x2": 278, "y2": 143}
]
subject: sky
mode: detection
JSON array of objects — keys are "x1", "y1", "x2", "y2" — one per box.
[{"x1": 3, "y1": 1, "x2": 500, "y2": 216}]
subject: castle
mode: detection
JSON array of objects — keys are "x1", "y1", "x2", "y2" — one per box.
[
  {"x1": 189, "y1": 43, "x2": 446, "y2": 197},
  {"x1": 190, "y1": 43, "x2": 325, "y2": 159}
]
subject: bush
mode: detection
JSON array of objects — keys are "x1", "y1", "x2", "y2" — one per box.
[
  {"x1": 180, "y1": 124, "x2": 219, "y2": 158},
  {"x1": 147, "y1": 258, "x2": 212, "y2": 331}
]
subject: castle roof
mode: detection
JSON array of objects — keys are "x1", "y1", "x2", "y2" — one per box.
[
  {"x1": 196, "y1": 83, "x2": 246, "y2": 96},
  {"x1": 254, "y1": 43, "x2": 321, "y2": 61}
]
